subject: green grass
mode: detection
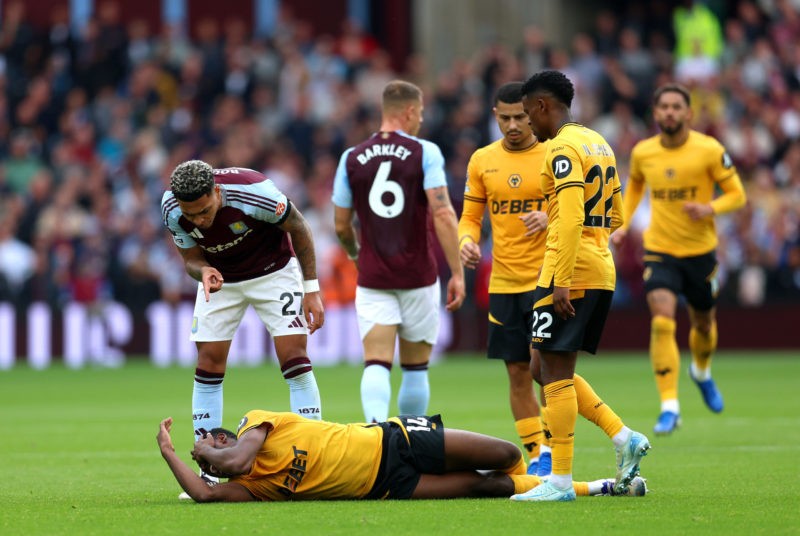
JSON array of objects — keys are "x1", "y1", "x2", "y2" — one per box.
[{"x1": 2, "y1": 352, "x2": 799, "y2": 535}]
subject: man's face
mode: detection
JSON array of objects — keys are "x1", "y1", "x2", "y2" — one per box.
[
  {"x1": 494, "y1": 101, "x2": 533, "y2": 148},
  {"x1": 521, "y1": 93, "x2": 550, "y2": 142},
  {"x1": 177, "y1": 186, "x2": 221, "y2": 230},
  {"x1": 653, "y1": 91, "x2": 692, "y2": 136}
]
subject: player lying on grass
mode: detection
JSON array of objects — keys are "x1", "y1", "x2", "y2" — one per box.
[{"x1": 158, "y1": 410, "x2": 646, "y2": 502}]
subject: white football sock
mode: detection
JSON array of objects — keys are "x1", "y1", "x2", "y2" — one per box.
[
  {"x1": 661, "y1": 399, "x2": 680, "y2": 414},
  {"x1": 361, "y1": 363, "x2": 392, "y2": 422},
  {"x1": 286, "y1": 370, "x2": 322, "y2": 420},
  {"x1": 192, "y1": 369, "x2": 224, "y2": 442},
  {"x1": 398, "y1": 367, "x2": 429, "y2": 416}
]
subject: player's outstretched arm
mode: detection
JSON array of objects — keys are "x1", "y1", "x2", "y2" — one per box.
[
  {"x1": 157, "y1": 418, "x2": 254, "y2": 502},
  {"x1": 279, "y1": 203, "x2": 325, "y2": 332},
  {"x1": 427, "y1": 186, "x2": 465, "y2": 311}
]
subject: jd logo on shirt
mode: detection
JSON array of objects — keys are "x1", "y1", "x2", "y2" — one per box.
[{"x1": 552, "y1": 155, "x2": 572, "y2": 178}]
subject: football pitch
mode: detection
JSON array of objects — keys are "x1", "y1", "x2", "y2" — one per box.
[{"x1": 2, "y1": 351, "x2": 798, "y2": 535}]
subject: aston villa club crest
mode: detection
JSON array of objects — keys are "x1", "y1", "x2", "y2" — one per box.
[
  {"x1": 229, "y1": 221, "x2": 249, "y2": 234},
  {"x1": 508, "y1": 174, "x2": 522, "y2": 188}
]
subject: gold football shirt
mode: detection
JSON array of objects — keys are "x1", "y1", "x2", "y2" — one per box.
[
  {"x1": 537, "y1": 123, "x2": 622, "y2": 291},
  {"x1": 459, "y1": 139, "x2": 548, "y2": 293},
  {"x1": 230, "y1": 411, "x2": 383, "y2": 501},
  {"x1": 625, "y1": 130, "x2": 746, "y2": 257}
]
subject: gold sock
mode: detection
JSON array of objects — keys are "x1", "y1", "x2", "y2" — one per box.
[
  {"x1": 540, "y1": 405, "x2": 550, "y2": 448},
  {"x1": 543, "y1": 379, "x2": 577, "y2": 476},
  {"x1": 572, "y1": 481, "x2": 590, "y2": 496},
  {"x1": 514, "y1": 417, "x2": 543, "y2": 460},
  {"x1": 510, "y1": 474, "x2": 541, "y2": 494},
  {"x1": 651, "y1": 316, "x2": 680, "y2": 401},
  {"x1": 690, "y1": 320, "x2": 717, "y2": 372},
  {"x1": 574, "y1": 373, "x2": 624, "y2": 438},
  {"x1": 504, "y1": 455, "x2": 528, "y2": 476}
]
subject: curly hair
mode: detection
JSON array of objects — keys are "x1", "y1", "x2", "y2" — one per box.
[
  {"x1": 521, "y1": 70, "x2": 575, "y2": 108},
  {"x1": 169, "y1": 160, "x2": 215, "y2": 201},
  {"x1": 207, "y1": 427, "x2": 238, "y2": 440}
]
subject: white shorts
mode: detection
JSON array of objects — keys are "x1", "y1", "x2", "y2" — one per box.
[
  {"x1": 190, "y1": 258, "x2": 307, "y2": 341},
  {"x1": 355, "y1": 281, "x2": 440, "y2": 344}
]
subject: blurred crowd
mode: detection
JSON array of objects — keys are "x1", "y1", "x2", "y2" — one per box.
[{"x1": 0, "y1": 0, "x2": 799, "y2": 316}]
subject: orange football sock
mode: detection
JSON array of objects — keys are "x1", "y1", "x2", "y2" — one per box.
[
  {"x1": 504, "y1": 455, "x2": 528, "y2": 476},
  {"x1": 540, "y1": 402, "x2": 551, "y2": 448},
  {"x1": 651, "y1": 316, "x2": 680, "y2": 402},
  {"x1": 574, "y1": 373, "x2": 624, "y2": 438},
  {"x1": 510, "y1": 474, "x2": 541, "y2": 494},
  {"x1": 514, "y1": 417, "x2": 543, "y2": 460},
  {"x1": 572, "y1": 481, "x2": 590, "y2": 496},
  {"x1": 543, "y1": 379, "x2": 577, "y2": 477},
  {"x1": 689, "y1": 320, "x2": 717, "y2": 372}
]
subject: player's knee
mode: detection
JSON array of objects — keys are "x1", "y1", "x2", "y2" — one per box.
[
  {"x1": 498, "y1": 440, "x2": 523, "y2": 468},
  {"x1": 529, "y1": 359, "x2": 542, "y2": 385},
  {"x1": 196, "y1": 350, "x2": 226, "y2": 369}
]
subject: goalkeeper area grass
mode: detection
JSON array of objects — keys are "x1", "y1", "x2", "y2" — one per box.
[{"x1": 2, "y1": 351, "x2": 798, "y2": 535}]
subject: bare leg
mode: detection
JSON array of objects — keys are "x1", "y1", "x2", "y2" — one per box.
[
  {"x1": 412, "y1": 471, "x2": 513, "y2": 499},
  {"x1": 196, "y1": 340, "x2": 232, "y2": 373},
  {"x1": 506, "y1": 361, "x2": 539, "y2": 419},
  {"x1": 272, "y1": 333, "x2": 310, "y2": 366},
  {"x1": 441, "y1": 429, "x2": 522, "y2": 472}
]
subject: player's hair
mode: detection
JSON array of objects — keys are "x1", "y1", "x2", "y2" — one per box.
[
  {"x1": 208, "y1": 427, "x2": 238, "y2": 440},
  {"x1": 494, "y1": 82, "x2": 523, "y2": 105},
  {"x1": 521, "y1": 70, "x2": 574, "y2": 108},
  {"x1": 170, "y1": 160, "x2": 215, "y2": 201},
  {"x1": 382, "y1": 80, "x2": 422, "y2": 111},
  {"x1": 653, "y1": 83, "x2": 691, "y2": 107}
]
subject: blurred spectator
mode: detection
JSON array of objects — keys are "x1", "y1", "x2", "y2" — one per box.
[
  {"x1": 1, "y1": 0, "x2": 799, "y2": 315},
  {"x1": 0, "y1": 216, "x2": 36, "y2": 306},
  {"x1": 673, "y1": 0, "x2": 724, "y2": 84},
  {"x1": 3, "y1": 129, "x2": 45, "y2": 195}
]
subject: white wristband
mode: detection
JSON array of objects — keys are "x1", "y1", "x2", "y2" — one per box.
[{"x1": 303, "y1": 279, "x2": 320, "y2": 293}]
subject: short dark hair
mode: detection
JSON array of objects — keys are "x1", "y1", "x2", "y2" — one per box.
[
  {"x1": 170, "y1": 160, "x2": 215, "y2": 201},
  {"x1": 208, "y1": 427, "x2": 237, "y2": 440},
  {"x1": 653, "y1": 83, "x2": 691, "y2": 107},
  {"x1": 521, "y1": 70, "x2": 574, "y2": 108},
  {"x1": 494, "y1": 82, "x2": 523, "y2": 105},
  {"x1": 382, "y1": 80, "x2": 422, "y2": 110}
]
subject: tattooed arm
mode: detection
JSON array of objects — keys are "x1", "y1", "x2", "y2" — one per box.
[
  {"x1": 279, "y1": 203, "x2": 325, "y2": 333},
  {"x1": 425, "y1": 186, "x2": 465, "y2": 311}
]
